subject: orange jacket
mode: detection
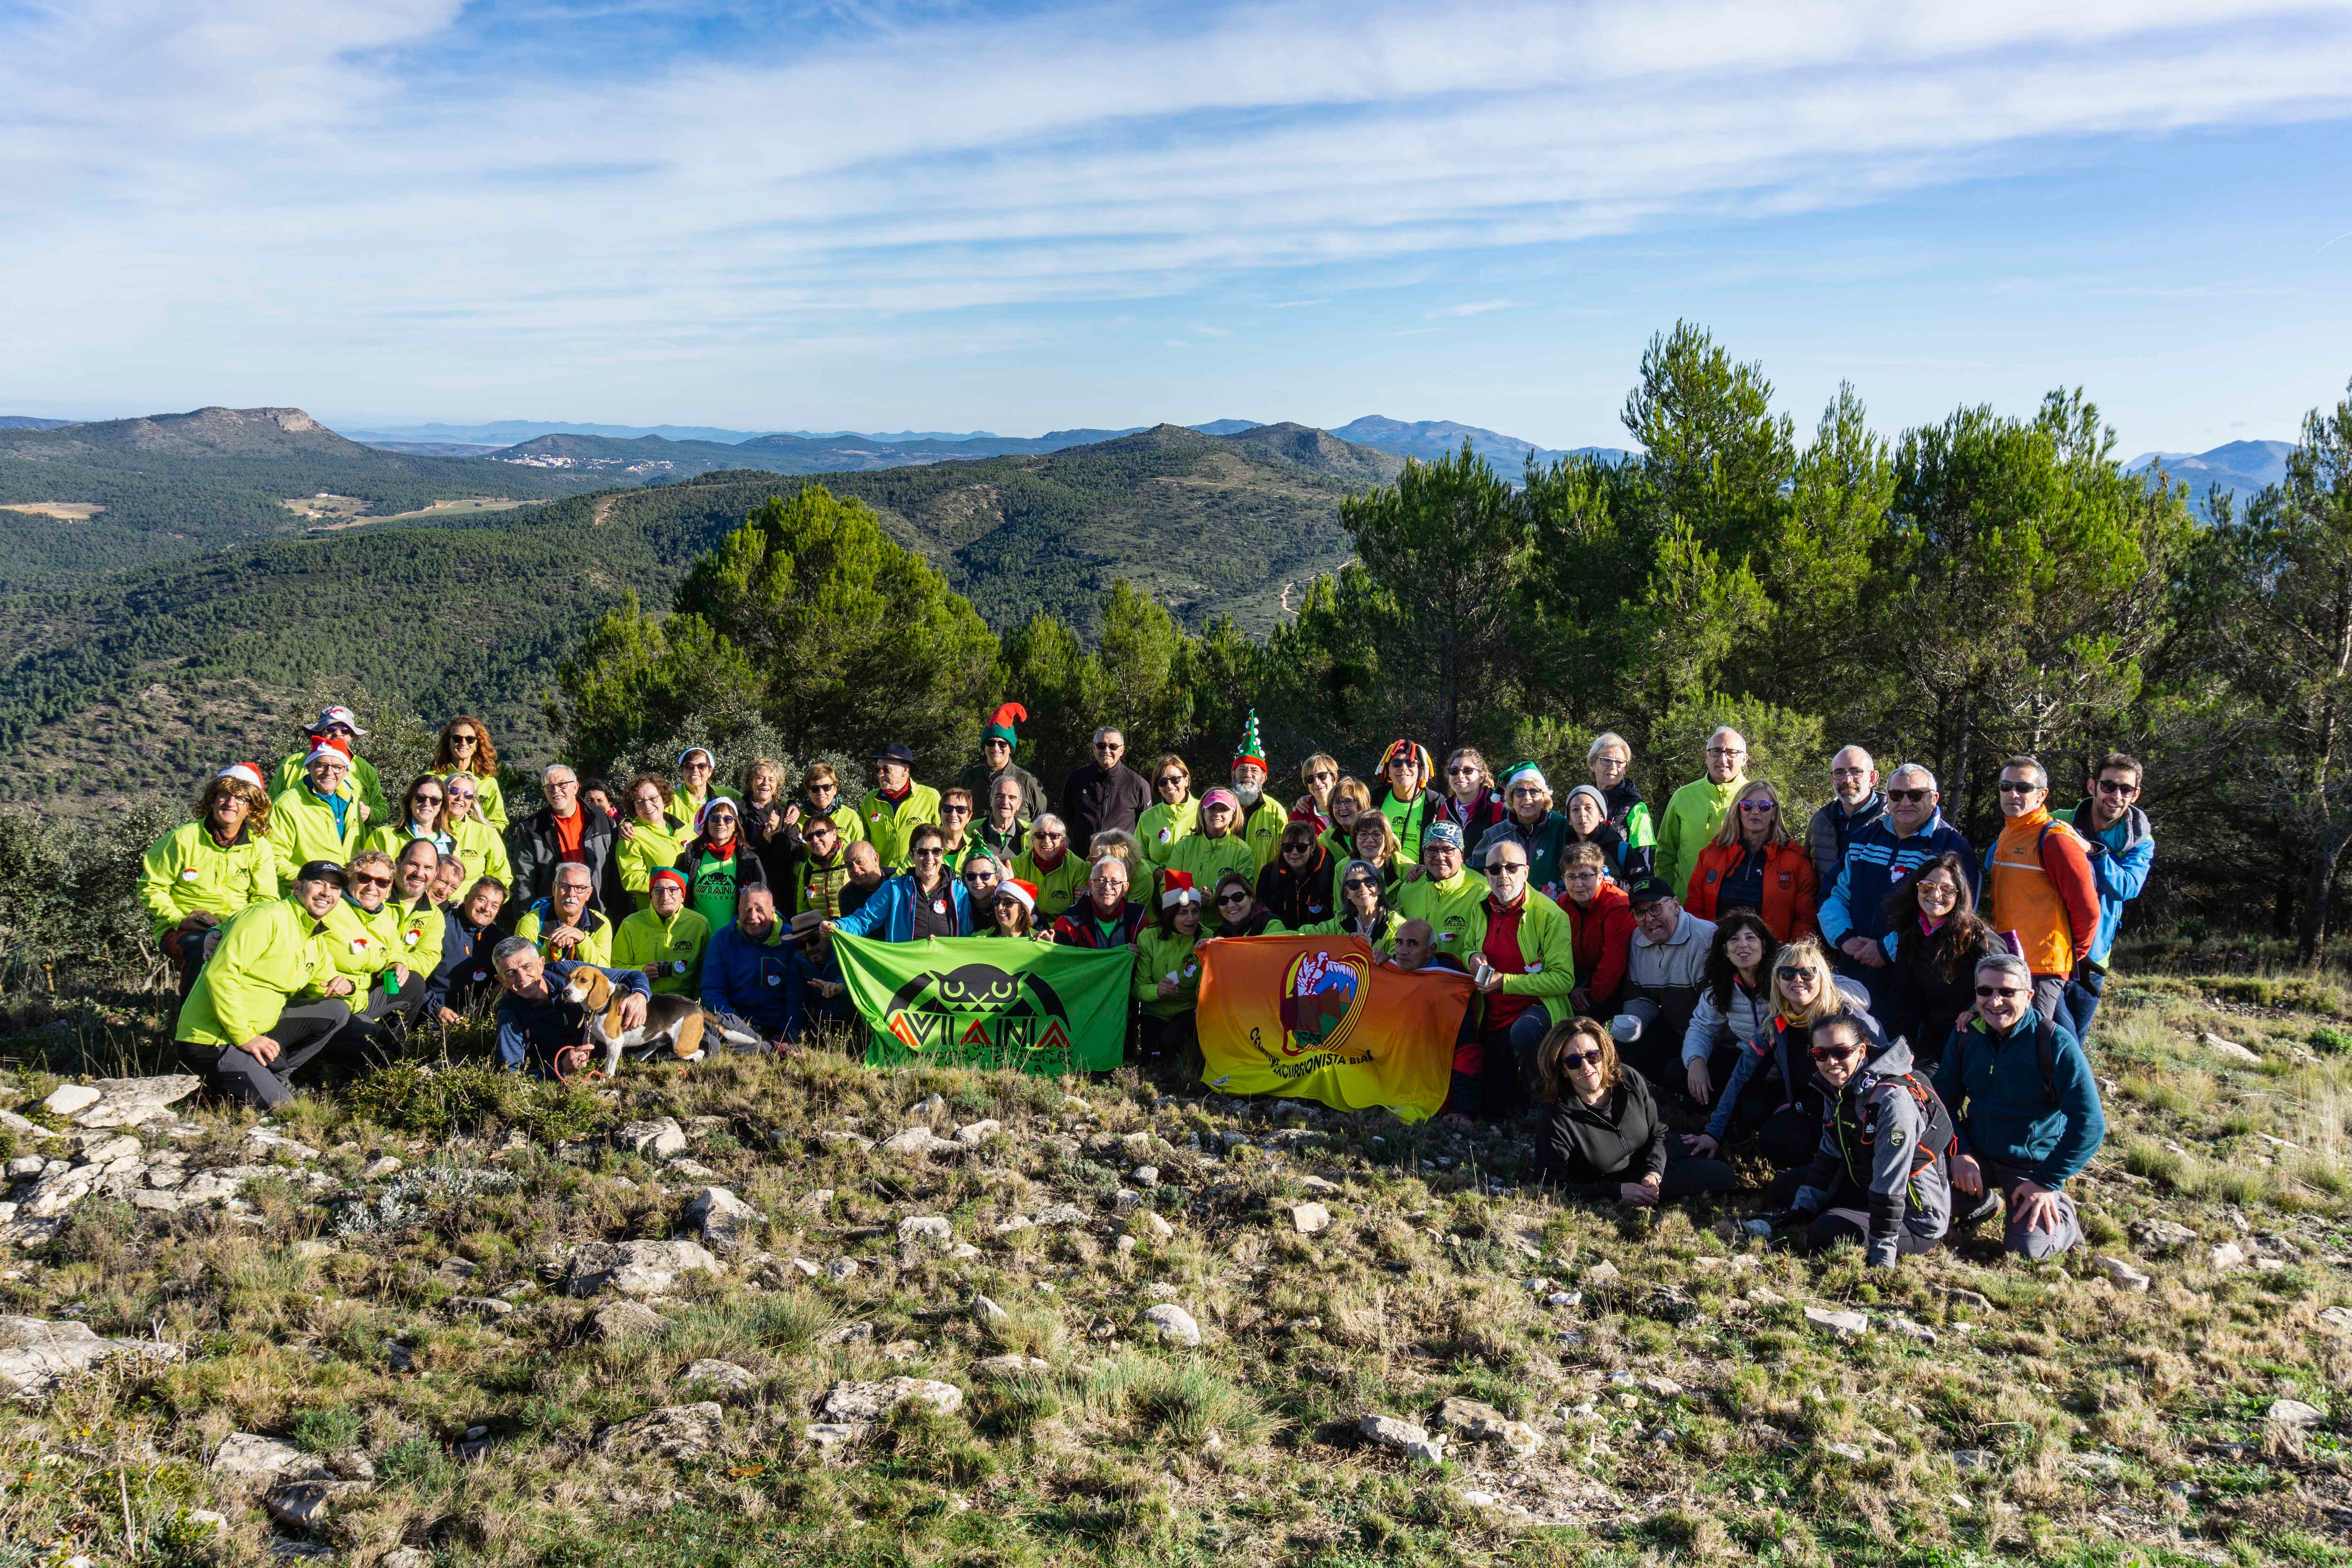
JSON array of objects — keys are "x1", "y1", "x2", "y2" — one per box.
[
  {"x1": 1684, "y1": 839, "x2": 1820, "y2": 943},
  {"x1": 1985, "y1": 807, "x2": 2098, "y2": 978}
]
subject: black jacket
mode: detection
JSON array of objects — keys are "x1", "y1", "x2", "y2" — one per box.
[
  {"x1": 1257, "y1": 845, "x2": 1335, "y2": 929},
  {"x1": 1535, "y1": 1071, "x2": 1669, "y2": 1199},
  {"x1": 1058, "y1": 762, "x2": 1151, "y2": 852},
  {"x1": 958, "y1": 761, "x2": 1047, "y2": 824},
  {"x1": 1881, "y1": 915, "x2": 1999, "y2": 1066},
  {"x1": 422, "y1": 908, "x2": 503, "y2": 1016},
  {"x1": 510, "y1": 804, "x2": 617, "y2": 914}
]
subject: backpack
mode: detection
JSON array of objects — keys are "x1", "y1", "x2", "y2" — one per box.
[{"x1": 1839, "y1": 1066, "x2": 1959, "y2": 1180}]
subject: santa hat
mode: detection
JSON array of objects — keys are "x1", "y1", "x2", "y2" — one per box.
[
  {"x1": 984, "y1": 702, "x2": 1027, "y2": 746},
  {"x1": 1380, "y1": 739, "x2": 1433, "y2": 783},
  {"x1": 1500, "y1": 759, "x2": 1548, "y2": 793},
  {"x1": 1231, "y1": 709, "x2": 1267, "y2": 773},
  {"x1": 1000, "y1": 878, "x2": 1038, "y2": 914},
  {"x1": 304, "y1": 741, "x2": 348, "y2": 766},
  {"x1": 217, "y1": 763, "x2": 266, "y2": 791},
  {"x1": 1160, "y1": 869, "x2": 1201, "y2": 908}
]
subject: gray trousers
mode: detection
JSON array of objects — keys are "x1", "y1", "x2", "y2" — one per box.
[
  {"x1": 177, "y1": 999, "x2": 354, "y2": 1110},
  {"x1": 1977, "y1": 1154, "x2": 2082, "y2": 1259}
]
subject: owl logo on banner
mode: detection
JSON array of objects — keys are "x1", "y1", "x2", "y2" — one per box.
[{"x1": 1274, "y1": 947, "x2": 1370, "y2": 1062}]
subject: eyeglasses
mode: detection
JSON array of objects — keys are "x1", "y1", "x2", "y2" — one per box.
[
  {"x1": 1996, "y1": 781, "x2": 2039, "y2": 795},
  {"x1": 1974, "y1": 984, "x2": 2026, "y2": 998},
  {"x1": 2095, "y1": 778, "x2": 2140, "y2": 797},
  {"x1": 1830, "y1": 766, "x2": 1870, "y2": 779},
  {"x1": 548, "y1": 779, "x2": 578, "y2": 792},
  {"x1": 351, "y1": 874, "x2": 392, "y2": 889},
  {"x1": 1562, "y1": 868, "x2": 1600, "y2": 880},
  {"x1": 1707, "y1": 747, "x2": 1746, "y2": 758},
  {"x1": 1810, "y1": 1046, "x2": 1860, "y2": 1063},
  {"x1": 1157, "y1": 776, "x2": 1186, "y2": 788},
  {"x1": 1094, "y1": 742, "x2": 1122, "y2": 752},
  {"x1": 683, "y1": 759, "x2": 712, "y2": 771},
  {"x1": 941, "y1": 805, "x2": 971, "y2": 817},
  {"x1": 1886, "y1": 788, "x2": 1930, "y2": 804},
  {"x1": 1560, "y1": 1049, "x2": 1605, "y2": 1068},
  {"x1": 1448, "y1": 765, "x2": 1481, "y2": 777}
]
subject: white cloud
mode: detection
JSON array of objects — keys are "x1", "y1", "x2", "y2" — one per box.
[
  {"x1": 3, "y1": 0, "x2": 2352, "y2": 367},
  {"x1": 1430, "y1": 300, "x2": 1520, "y2": 319}
]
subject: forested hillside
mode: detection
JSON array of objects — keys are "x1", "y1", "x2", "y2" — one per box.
[
  {"x1": 0, "y1": 407, "x2": 602, "y2": 587},
  {"x1": 0, "y1": 422, "x2": 1390, "y2": 816}
]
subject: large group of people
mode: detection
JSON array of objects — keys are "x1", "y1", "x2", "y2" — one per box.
[{"x1": 146, "y1": 700, "x2": 2149, "y2": 1266}]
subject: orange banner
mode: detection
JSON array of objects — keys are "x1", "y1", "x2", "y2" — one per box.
[{"x1": 1195, "y1": 934, "x2": 1472, "y2": 1123}]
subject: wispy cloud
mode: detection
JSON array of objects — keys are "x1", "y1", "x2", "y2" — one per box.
[
  {"x1": 3, "y1": 0, "x2": 2352, "y2": 383},
  {"x1": 1429, "y1": 299, "x2": 1521, "y2": 318}
]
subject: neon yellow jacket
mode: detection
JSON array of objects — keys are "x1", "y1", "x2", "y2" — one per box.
[
  {"x1": 271, "y1": 751, "x2": 387, "y2": 824},
  {"x1": 1331, "y1": 852, "x2": 1416, "y2": 909},
  {"x1": 1240, "y1": 797, "x2": 1289, "y2": 872},
  {"x1": 448, "y1": 815, "x2": 513, "y2": 892},
  {"x1": 1012, "y1": 847, "x2": 1087, "y2": 920},
  {"x1": 615, "y1": 820, "x2": 690, "y2": 906},
  {"x1": 373, "y1": 894, "x2": 445, "y2": 979},
  {"x1": 309, "y1": 897, "x2": 402, "y2": 990},
  {"x1": 1657, "y1": 774, "x2": 1744, "y2": 900},
  {"x1": 1164, "y1": 832, "x2": 1257, "y2": 924},
  {"x1": 665, "y1": 787, "x2": 709, "y2": 835},
  {"x1": 1137, "y1": 798, "x2": 1199, "y2": 868},
  {"x1": 857, "y1": 784, "x2": 941, "y2": 870},
  {"x1": 266, "y1": 786, "x2": 364, "y2": 883},
  {"x1": 513, "y1": 901, "x2": 614, "y2": 967},
  {"x1": 360, "y1": 821, "x2": 456, "y2": 867},
  {"x1": 139, "y1": 822, "x2": 278, "y2": 943},
  {"x1": 1134, "y1": 927, "x2": 1203, "y2": 1019},
  {"x1": 174, "y1": 896, "x2": 337, "y2": 1049},
  {"x1": 1393, "y1": 866, "x2": 1486, "y2": 963},
  {"x1": 1453, "y1": 891, "x2": 1578, "y2": 1002},
  {"x1": 612, "y1": 906, "x2": 712, "y2": 995},
  {"x1": 461, "y1": 770, "x2": 510, "y2": 831},
  {"x1": 1296, "y1": 909, "x2": 1405, "y2": 953}
]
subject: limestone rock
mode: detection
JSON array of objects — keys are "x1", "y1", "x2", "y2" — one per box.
[
  {"x1": 589, "y1": 1301, "x2": 670, "y2": 1341},
  {"x1": 1125, "y1": 1210, "x2": 1176, "y2": 1243},
  {"x1": 265, "y1": 1480, "x2": 362, "y2": 1529},
  {"x1": 1435, "y1": 1396, "x2": 1543, "y2": 1457},
  {"x1": 1804, "y1": 1305, "x2": 1870, "y2": 1337},
  {"x1": 1035, "y1": 1203, "x2": 1089, "y2": 1227},
  {"x1": 882, "y1": 1126, "x2": 943, "y2": 1155},
  {"x1": 824, "y1": 1257, "x2": 859, "y2": 1281},
  {"x1": 2130, "y1": 1217, "x2": 2197, "y2": 1256},
  {"x1": 952, "y1": 1119, "x2": 1001, "y2": 1146},
  {"x1": 1144, "y1": 1304, "x2": 1201, "y2": 1346},
  {"x1": 897, "y1": 1215, "x2": 954, "y2": 1250},
  {"x1": 2200, "y1": 1031, "x2": 2263, "y2": 1065},
  {"x1": 2210, "y1": 1242, "x2": 2248, "y2": 1270},
  {"x1": 1582, "y1": 1260, "x2": 1621, "y2": 1288},
  {"x1": 0, "y1": 1316, "x2": 181, "y2": 1399},
  {"x1": 2097, "y1": 1256, "x2": 2152, "y2": 1292},
  {"x1": 685, "y1": 1186, "x2": 757, "y2": 1251},
  {"x1": 71, "y1": 1075, "x2": 200, "y2": 1129},
  {"x1": 5, "y1": 1156, "x2": 43, "y2": 1181},
  {"x1": 596, "y1": 1401, "x2": 724, "y2": 1460},
  {"x1": 210, "y1": 1433, "x2": 334, "y2": 1488},
  {"x1": 2318, "y1": 1306, "x2": 2352, "y2": 1332},
  {"x1": 564, "y1": 1240, "x2": 723, "y2": 1297},
  {"x1": 1359, "y1": 1413, "x2": 1443, "y2": 1464},
  {"x1": 972, "y1": 1295, "x2": 1009, "y2": 1323},
  {"x1": 972, "y1": 1354, "x2": 1049, "y2": 1379},
  {"x1": 683, "y1": 1359, "x2": 757, "y2": 1394},
  {"x1": 2268, "y1": 1398, "x2": 2324, "y2": 1430},
  {"x1": 40, "y1": 1085, "x2": 101, "y2": 1118},
  {"x1": 1284, "y1": 1202, "x2": 1331, "y2": 1236},
  {"x1": 618, "y1": 1118, "x2": 688, "y2": 1159},
  {"x1": 819, "y1": 1377, "x2": 962, "y2": 1422}
]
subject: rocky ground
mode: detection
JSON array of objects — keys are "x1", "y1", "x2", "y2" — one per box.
[{"x1": 0, "y1": 968, "x2": 2349, "y2": 1566}]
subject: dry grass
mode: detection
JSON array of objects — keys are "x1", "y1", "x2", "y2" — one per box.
[{"x1": 2, "y1": 964, "x2": 2352, "y2": 1566}]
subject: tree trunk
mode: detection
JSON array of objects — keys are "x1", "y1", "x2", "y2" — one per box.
[{"x1": 2298, "y1": 821, "x2": 2350, "y2": 963}]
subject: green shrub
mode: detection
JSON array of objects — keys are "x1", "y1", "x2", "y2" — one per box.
[
  {"x1": 291, "y1": 1404, "x2": 365, "y2": 1454},
  {"x1": 346, "y1": 1059, "x2": 516, "y2": 1134}
]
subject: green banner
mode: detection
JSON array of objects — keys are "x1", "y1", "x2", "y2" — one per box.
[{"x1": 833, "y1": 934, "x2": 1131, "y2": 1074}]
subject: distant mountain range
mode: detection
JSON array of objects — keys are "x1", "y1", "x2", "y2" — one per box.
[{"x1": 2127, "y1": 440, "x2": 2293, "y2": 517}]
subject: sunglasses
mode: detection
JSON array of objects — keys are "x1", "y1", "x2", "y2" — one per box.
[
  {"x1": 1996, "y1": 781, "x2": 2039, "y2": 795},
  {"x1": 1343, "y1": 879, "x2": 1377, "y2": 893},
  {"x1": 1811, "y1": 1046, "x2": 1860, "y2": 1063},
  {"x1": 450, "y1": 734, "x2": 477, "y2": 745},
  {"x1": 1306, "y1": 769, "x2": 1335, "y2": 782},
  {"x1": 1217, "y1": 892, "x2": 1251, "y2": 907},
  {"x1": 415, "y1": 793, "x2": 445, "y2": 804},
  {"x1": 1775, "y1": 964, "x2": 1812, "y2": 981},
  {"x1": 1974, "y1": 985, "x2": 2026, "y2": 998},
  {"x1": 1738, "y1": 800, "x2": 1777, "y2": 813},
  {"x1": 911, "y1": 847, "x2": 945, "y2": 858},
  {"x1": 351, "y1": 874, "x2": 392, "y2": 889},
  {"x1": 1094, "y1": 742, "x2": 1122, "y2": 752},
  {"x1": 962, "y1": 871, "x2": 994, "y2": 883},
  {"x1": 2095, "y1": 779, "x2": 2140, "y2": 796},
  {"x1": 1485, "y1": 864, "x2": 1526, "y2": 877},
  {"x1": 1158, "y1": 776, "x2": 1186, "y2": 788},
  {"x1": 448, "y1": 788, "x2": 477, "y2": 800},
  {"x1": 941, "y1": 805, "x2": 971, "y2": 817},
  {"x1": 1448, "y1": 765, "x2": 1481, "y2": 776},
  {"x1": 1885, "y1": 788, "x2": 1930, "y2": 804},
  {"x1": 1560, "y1": 1049, "x2": 1605, "y2": 1068}
]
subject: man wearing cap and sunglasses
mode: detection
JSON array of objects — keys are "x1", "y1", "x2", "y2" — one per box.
[
  {"x1": 613, "y1": 866, "x2": 711, "y2": 996},
  {"x1": 858, "y1": 742, "x2": 941, "y2": 871},
  {"x1": 1933, "y1": 952, "x2": 2106, "y2": 1258},
  {"x1": 1818, "y1": 762, "x2": 1978, "y2": 1014},
  {"x1": 174, "y1": 860, "x2": 362, "y2": 1108}
]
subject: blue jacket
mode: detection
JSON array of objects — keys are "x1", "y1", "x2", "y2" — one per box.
[
  {"x1": 701, "y1": 919, "x2": 794, "y2": 1035},
  {"x1": 1820, "y1": 811, "x2": 1978, "y2": 955},
  {"x1": 1931, "y1": 1006, "x2": 2106, "y2": 1188},
  {"x1": 2057, "y1": 803, "x2": 2153, "y2": 966},
  {"x1": 494, "y1": 962, "x2": 649, "y2": 1071},
  {"x1": 830, "y1": 874, "x2": 974, "y2": 943},
  {"x1": 785, "y1": 943, "x2": 851, "y2": 1040},
  {"x1": 421, "y1": 908, "x2": 501, "y2": 1015}
]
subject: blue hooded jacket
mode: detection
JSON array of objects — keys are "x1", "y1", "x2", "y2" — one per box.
[
  {"x1": 829, "y1": 873, "x2": 975, "y2": 942},
  {"x1": 1820, "y1": 809, "x2": 1978, "y2": 955},
  {"x1": 2057, "y1": 803, "x2": 2153, "y2": 966}
]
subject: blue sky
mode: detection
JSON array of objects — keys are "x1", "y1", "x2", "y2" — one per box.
[{"x1": 3, "y1": 0, "x2": 2351, "y2": 453}]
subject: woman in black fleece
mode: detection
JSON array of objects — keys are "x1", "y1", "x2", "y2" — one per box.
[{"x1": 1531, "y1": 1017, "x2": 1737, "y2": 1203}]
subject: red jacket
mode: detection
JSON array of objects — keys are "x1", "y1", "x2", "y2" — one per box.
[
  {"x1": 1685, "y1": 839, "x2": 1820, "y2": 943},
  {"x1": 1557, "y1": 879, "x2": 1633, "y2": 1005}
]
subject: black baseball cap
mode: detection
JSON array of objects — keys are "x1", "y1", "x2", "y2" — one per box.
[
  {"x1": 294, "y1": 860, "x2": 349, "y2": 886},
  {"x1": 874, "y1": 742, "x2": 916, "y2": 765},
  {"x1": 1626, "y1": 878, "x2": 1677, "y2": 907}
]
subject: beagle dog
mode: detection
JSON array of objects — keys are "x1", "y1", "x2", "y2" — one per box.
[{"x1": 563, "y1": 967, "x2": 763, "y2": 1077}]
